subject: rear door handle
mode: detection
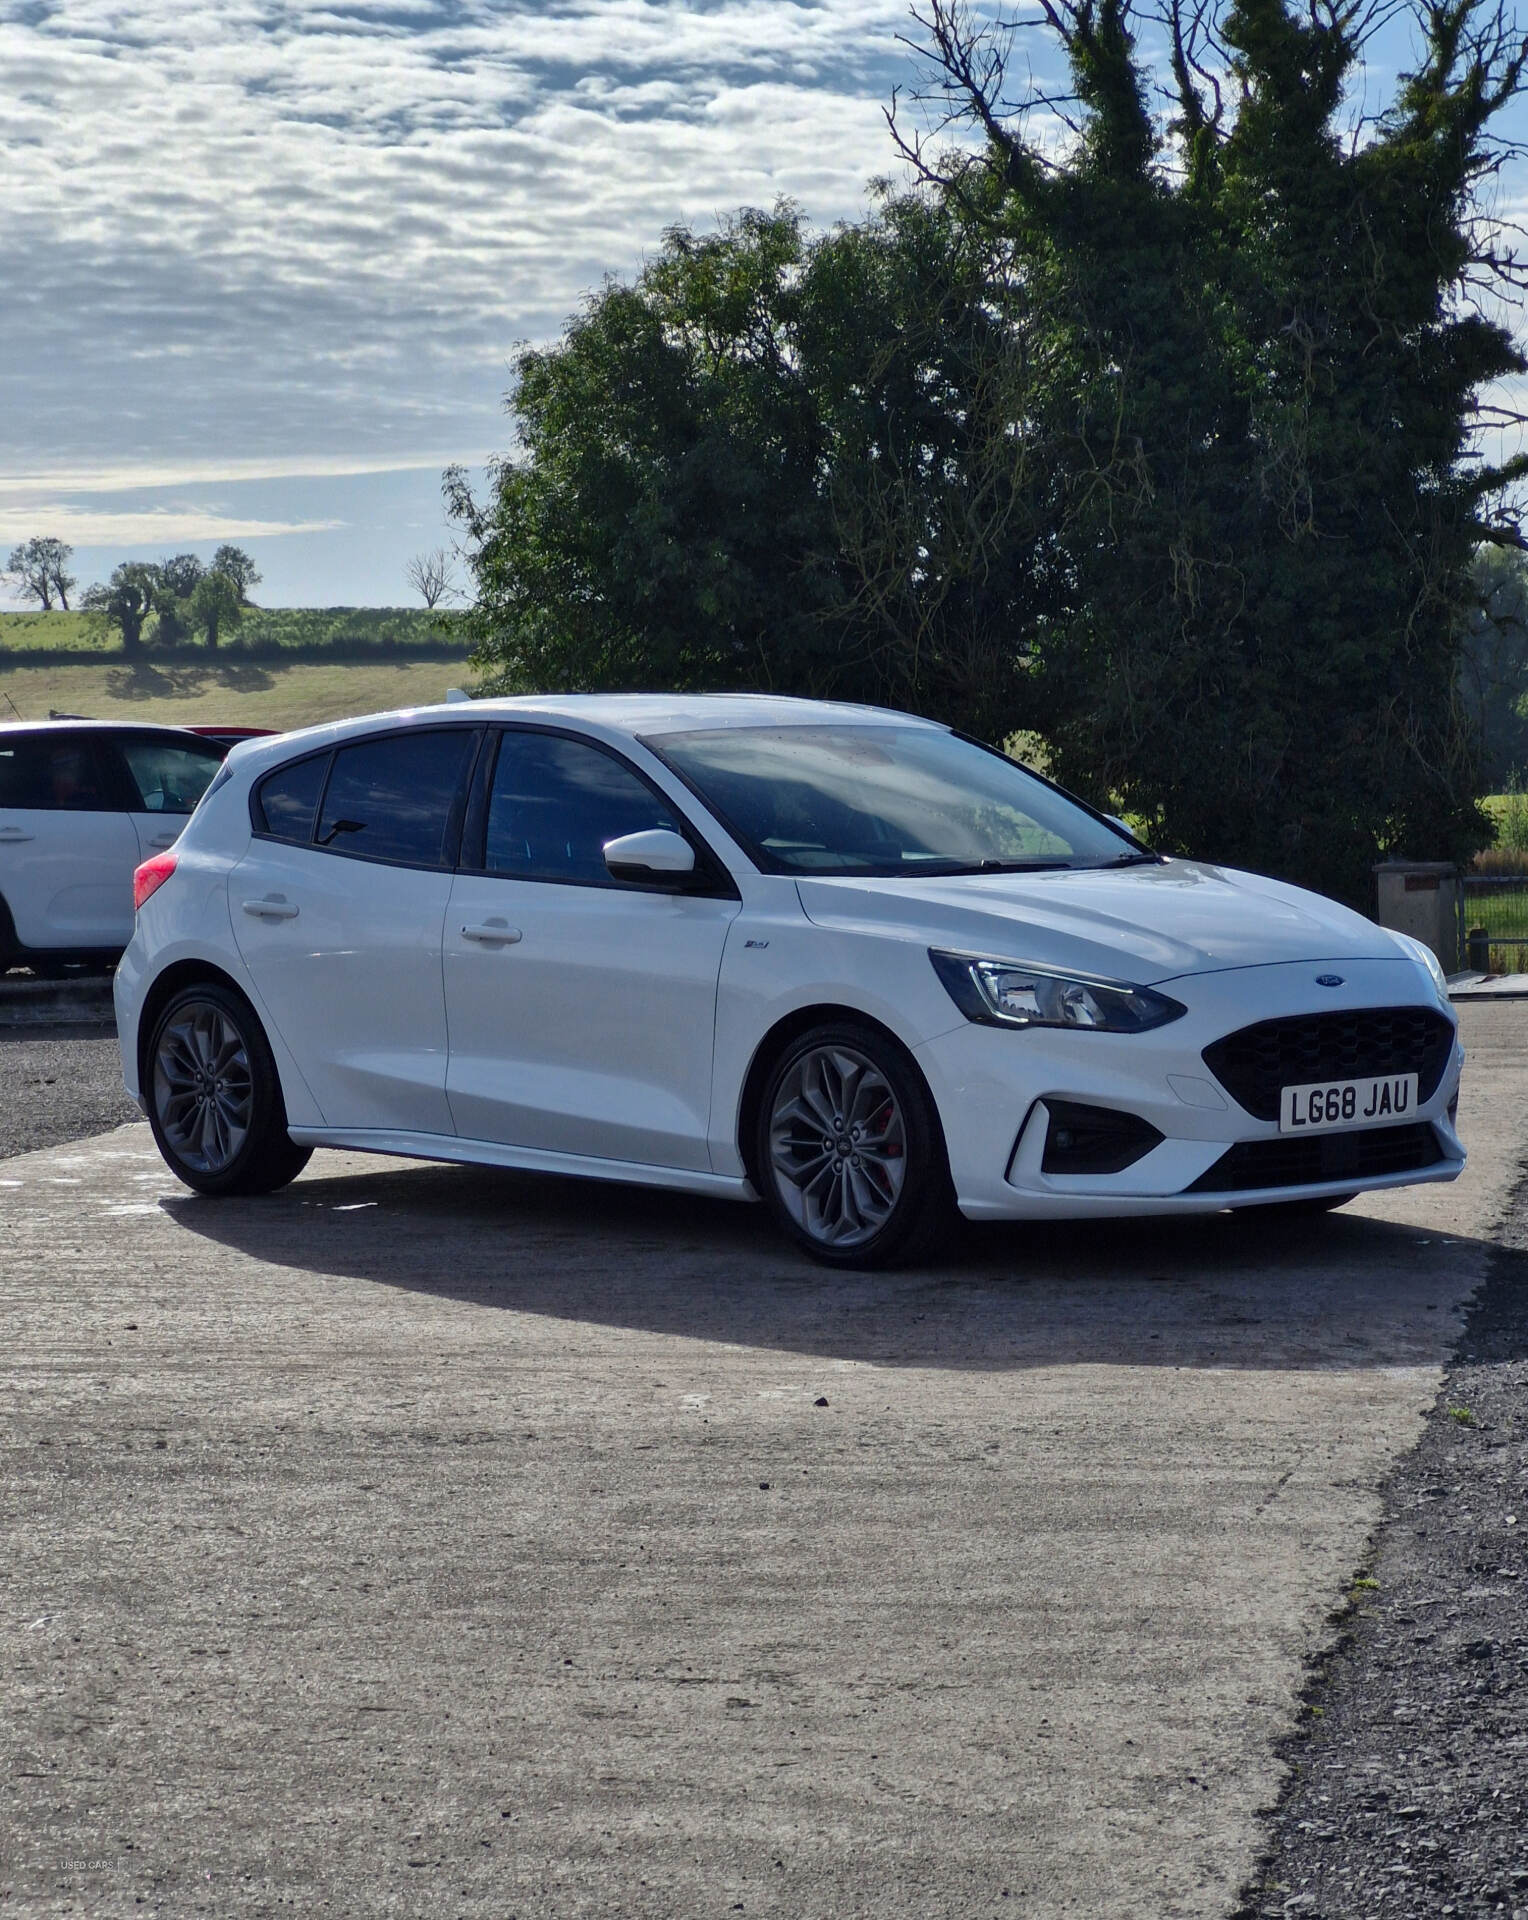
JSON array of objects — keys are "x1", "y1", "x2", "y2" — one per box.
[
  {"x1": 147, "y1": 835, "x2": 178, "y2": 850},
  {"x1": 242, "y1": 897, "x2": 300, "y2": 920},
  {"x1": 461, "y1": 922, "x2": 522, "y2": 945}
]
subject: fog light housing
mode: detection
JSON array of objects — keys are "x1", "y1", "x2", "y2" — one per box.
[{"x1": 1040, "y1": 1100, "x2": 1164, "y2": 1175}]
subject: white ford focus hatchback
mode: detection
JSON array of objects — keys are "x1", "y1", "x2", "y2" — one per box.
[{"x1": 114, "y1": 694, "x2": 1464, "y2": 1266}]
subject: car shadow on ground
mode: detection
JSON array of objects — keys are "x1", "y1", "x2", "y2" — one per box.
[{"x1": 160, "y1": 1153, "x2": 1482, "y2": 1375}]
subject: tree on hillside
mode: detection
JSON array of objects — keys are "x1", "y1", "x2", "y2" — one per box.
[
  {"x1": 405, "y1": 548, "x2": 459, "y2": 609},
  {"x1": 153, "y1": 553, "x2": 205, "y2": 645},
  {"x1": 82, "y1": 562, "x2": 164, "y2": 656},
  {"x1": 891, "y1": 0, "x2": 1526, "y2": 900},
  {"x1": 190, "y1": 569, "x2": 245, "y2": 650},
  {"x1": 212, "y1": 545, "x2": 261, "y2": 601},
  {"x1": 156, "y1": 553, "x2": 205, "y2": 598},
  {"x1": 6, "y1": 536, "x2": 76, "y2": 611}
]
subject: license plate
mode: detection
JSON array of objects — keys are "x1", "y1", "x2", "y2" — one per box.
[{"x1": 1279, "y1": 1073, "x2": 1419, "y2": 1134}]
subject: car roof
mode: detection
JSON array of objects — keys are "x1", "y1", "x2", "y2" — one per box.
[
  {"x1": 219, "y1": 692, "x2": 945, "y2": 776},
  {"x1": 0, "y1": 718, "x2": 226, "y2": 741}
]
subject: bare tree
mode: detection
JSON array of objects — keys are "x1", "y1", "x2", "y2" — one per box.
[
  {"x1": 6, "y1": 536, "x2": 76, "y2": 611},
  {"x1": 405, "y1": 548, "x2": 459, "y2": 608}
]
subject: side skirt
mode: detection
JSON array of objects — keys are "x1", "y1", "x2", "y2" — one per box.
[{"x1": 284, "y1": 1126, "x2": 759, "y2": 1203}]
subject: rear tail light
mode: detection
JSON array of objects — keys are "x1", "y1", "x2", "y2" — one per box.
[{"x1": 133, "y1": 852, "x2": 178, "y2": 912}]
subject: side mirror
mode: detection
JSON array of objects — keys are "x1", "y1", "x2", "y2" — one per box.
[{"x1": 603, "y1": 828, "x2": 698, "y2": 885}]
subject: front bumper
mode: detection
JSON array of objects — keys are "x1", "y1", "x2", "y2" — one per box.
[{"x1": 914, "y1": 957, "x2": 1464, "y2": 1220}]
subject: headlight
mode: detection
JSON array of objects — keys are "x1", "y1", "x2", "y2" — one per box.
[
  {"x1": 929, "y1": 949, "x2": 1187, "y2": 1033},
  {"x1": 1390, "y1": 930, "x2": 1451, "y2": 1002}
]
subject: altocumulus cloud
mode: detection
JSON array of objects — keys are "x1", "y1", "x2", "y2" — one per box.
[{"x1": 0, "y1": 0, "x2": 917, "y2": 501}]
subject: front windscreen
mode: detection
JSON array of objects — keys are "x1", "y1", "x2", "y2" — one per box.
[{"x1": 645, "y1": 724, "x2": 1144, "y2": 877}]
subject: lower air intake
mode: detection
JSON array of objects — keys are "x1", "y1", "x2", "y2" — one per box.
[
  {"x1": 1184, "y1": 1123, "x2": 1444, "y2": 1194},
  {"x1": 1041, "y1": 1101, "x2": 1164, "y2": 1176}
]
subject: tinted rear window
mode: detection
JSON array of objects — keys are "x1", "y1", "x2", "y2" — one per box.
[
  {"x1": 254, "y1": 753, "x2": 330, "y2": 844},
  {"x1": 0, "y1": 734, "x2": 112, "y2": 811},
  {"x1": 315, "y1": 730, "x2": 475, "y2": 867}
]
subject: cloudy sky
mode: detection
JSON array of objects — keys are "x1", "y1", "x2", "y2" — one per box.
[
  {"x1": 1, "y1": 0, "x2": 924, "y2": 604},
  {"x1": 2, "y1": 0, "x2": 1523, "y2": 608}
]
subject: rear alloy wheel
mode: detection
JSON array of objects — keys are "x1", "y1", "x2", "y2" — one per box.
[
  {"x1": 756, "y1": 1021, "x2": 951, "y2": 1268},
  {"x1": 147, "y1": 983, "x2": 311, "y2": 1196}
]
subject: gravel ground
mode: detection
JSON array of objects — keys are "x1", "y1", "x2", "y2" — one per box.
[
  {"x1": 1238, "y1": 1168, "x2": 1528, "y2": 1919},
  {"x1": 0, "y1": 1025, "x2": 138, "y2": 1161}
]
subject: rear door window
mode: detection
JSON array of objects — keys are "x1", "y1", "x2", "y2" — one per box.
[
  {"x1": 0, "y1": 733, "x2": 114, "y2": 811},
  {"x1": 315, "y1": 728, "x2": 477, "y2": 868},
  {"x1": 118, "y1": 737, "x2": 225, "y2": 815}
]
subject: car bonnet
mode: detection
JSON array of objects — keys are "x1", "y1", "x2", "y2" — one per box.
[{"x1": 793, "y1": 859, "x2": 1407, "y2": 984}]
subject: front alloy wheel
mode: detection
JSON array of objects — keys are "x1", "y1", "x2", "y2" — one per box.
[{"x1": 757, "y1": 1022, "x2": 950, "y2": 1268}]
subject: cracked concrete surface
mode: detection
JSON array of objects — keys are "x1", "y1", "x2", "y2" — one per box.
[{"x1": 2, "y1": 1003, "x2": 1524, "y2": 1918}]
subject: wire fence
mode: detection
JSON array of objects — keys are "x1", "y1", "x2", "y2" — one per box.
[{"x1": 1459, "y1": 875, "x2": 1528, "y2": 973}]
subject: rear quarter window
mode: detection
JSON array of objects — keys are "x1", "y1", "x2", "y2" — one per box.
[{"x1": 253, "y1": 752, "x2": 330, "y2": 844}]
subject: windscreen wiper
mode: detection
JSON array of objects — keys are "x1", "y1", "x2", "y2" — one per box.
[
  {"x1": 968, "y1": 858, "x2": 1075, "y2": 873},
  {"x1": 1087, "y1": 850, "x2": 1162, "y2": 868}
]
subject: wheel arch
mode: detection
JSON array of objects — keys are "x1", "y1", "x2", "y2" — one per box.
[{"x1": 735, "y1": 1002, "x2": 949, "y2": 1189}]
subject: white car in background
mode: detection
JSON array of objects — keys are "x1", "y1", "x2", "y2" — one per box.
[
  {"x1": 0, "y1": 721, "x2": 228, "y2": 973},
  {"x1": 113, "y1": 695, "x2": 1464, "y2": 1266}
]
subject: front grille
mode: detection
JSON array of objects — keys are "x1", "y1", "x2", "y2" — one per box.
[
  {"x1": 1184, "y1": 1123, "x2": 1444, "y2": 1194},
  {"x1": 1202, "y1": 1007, "x2": 1454, "y2": 1122}
]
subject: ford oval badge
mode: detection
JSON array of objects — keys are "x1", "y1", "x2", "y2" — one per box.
[{"x1": 1315, "y1": 974, "x2": 1345, "y2": 988}]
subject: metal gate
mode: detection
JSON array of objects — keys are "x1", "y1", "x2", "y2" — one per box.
[{"x1": 1458, "y1": 874, "x2": 1528, "y2": 972}]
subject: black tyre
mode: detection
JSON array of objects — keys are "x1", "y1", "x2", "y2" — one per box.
[
  {"x1": 0, "y1": 895, "x2": 17, "y2": 974},
  {"x1": 754, "y1": 1020, "x2": 953, "y2": 1268},
  {"x1": 145, "y1": 982, "x2": 311, "y2": 1196}
]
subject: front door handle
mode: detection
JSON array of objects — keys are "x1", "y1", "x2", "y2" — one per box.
[
  {"x1": 461, "y1": 922, "x2": 522, "y2": 945},
  {"x1": 242, "y1": 897, "x2": 300, "y2": 920},
  {"x1": 0, "y1": 827, "x2": 32, "y2": 842}
]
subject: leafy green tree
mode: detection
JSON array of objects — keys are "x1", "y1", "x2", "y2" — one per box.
[
  {"x1": 6, "y1": 536, "x2": 75, "y2": 611},
  {"x1": 212, "y1": 545, "x2": 261, "y2": 601},
  {"x1": 152, "y1": 553, "x2": 205, "y2": 645},
  {"x1": 1462, "y1": 548, "x2": 1528, "y2": 787},
  {"x1": 450, "y1": 200, "x2": 1055, "y2": 741},
  {"x1": 82, "y1": 562, "x2": 162, "y2": 655},
  {"x1": 903, "y1": 0, "x2": 1525, "y2": 900},
  {"x1": 453, "y1": 0, "x2": 1525, "y2": 905},
  {"x1": 189, "y1": 569, "x2": 244, "y2": 650}
]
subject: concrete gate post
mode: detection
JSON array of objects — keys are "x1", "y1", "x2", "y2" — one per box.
[{"x1": 1373, "y1": 860, "x2": 1461, "y2": 973}]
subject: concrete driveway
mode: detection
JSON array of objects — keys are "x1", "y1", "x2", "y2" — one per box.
[{"x1": 3, "y1": 1003, "x2": 1524, "y2": 1918}]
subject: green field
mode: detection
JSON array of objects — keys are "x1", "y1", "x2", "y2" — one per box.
[
  {"x1": 0, "y1": 657, "x2": 477, "y2": 732},
  {"x1": 0, "y1": 606, "x2": 467, "y2": 663},
  {"x1": 0, "y1": 606, "x2": 476, "y2": 730}
]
